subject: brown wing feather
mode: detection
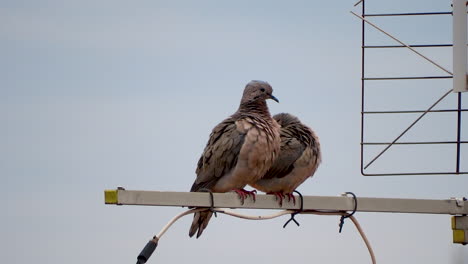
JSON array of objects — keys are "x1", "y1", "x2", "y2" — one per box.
[
  {"x1": 191, "y1": 117, "x2": 246, "y2": 191},
  {"x1": 262, "y1": 136, "x2": 305, "y2": 179}
]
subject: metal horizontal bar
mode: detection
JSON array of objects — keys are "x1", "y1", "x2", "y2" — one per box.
[
  {"x1": 104, "y1": 189, "x2": 468, "y2": 215},
  {"x1": 364, "y1": 44, "x2": 452, "y2": 48},
  {"x1": 363, "y1": 109, "x2": 468, "y2": 114},
  {"x1": 362, "y1": 141, "x2": 468, "y2": 145},
  {"x1": 364, "y1": 76, "x2": 453, "y2": 80},
  {"x1": 362, "y1": 172, "x2": 468, "y2": 176},
  {"x1": 364, "y1": 12, "x2": 452, "y2": 17}
]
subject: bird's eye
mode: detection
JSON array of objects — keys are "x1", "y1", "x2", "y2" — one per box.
[{"x1": 260, "y1": 88, "x2": 265, "y2": 92}]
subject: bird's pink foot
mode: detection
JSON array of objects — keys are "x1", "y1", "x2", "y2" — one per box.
[
  {"x1": 268, "y1": 192, "x2": 286, "y2": 206},
  {"x1": 286, "y1": 193, "x2": 296, "y2": 205},
  {"x1": 232, "y1": 189, "x2": 257, "y2": 204}
]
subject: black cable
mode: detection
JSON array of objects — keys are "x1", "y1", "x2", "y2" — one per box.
[
  {"x1": 283, "y1": 190, "x2": 304, "y2": 228},
  {"x1": 338, "y1": 192, "x2": 358, "y2": 233},
  {"x1": 136, "y1": 237, "x2": 158, "y2": 264}
]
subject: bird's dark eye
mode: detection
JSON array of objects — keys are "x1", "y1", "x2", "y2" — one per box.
[{"x1": 260, "y1": 88, "x2": 265, "y2": 92}]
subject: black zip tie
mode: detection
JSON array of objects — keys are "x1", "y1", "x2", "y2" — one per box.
[
  {"x1": 283, "y1": 190, "x2": 304, "y2": 228},
  {"x1": 199, "y1": 188, "x2": 217, "y2": 217},
  {"x1": 338, "y1": 192, "x2": 357, "y2": 233}
]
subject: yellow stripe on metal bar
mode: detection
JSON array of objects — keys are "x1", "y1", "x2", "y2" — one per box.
[
  {"x1": 453, "y1": 230, "x2": 466, "y2": 244},
  {"x1": 105, "y1": 190, "x2": 118, "y2": 204}
]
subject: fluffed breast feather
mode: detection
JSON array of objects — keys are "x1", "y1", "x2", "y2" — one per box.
[
  {"x1": 191, "y1": 115, "x2": 280, "y2": 192},
  {"x1": 236, "y1": 116, "x2": 280, "y2": 179}
]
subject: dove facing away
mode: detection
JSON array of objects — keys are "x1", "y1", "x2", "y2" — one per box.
[
  {"x1": 189, "y1": 80, "x2": 281, "y2": 238},
  {"x1": 250, "y1": 113, "x2": 321, "y2": 205}
]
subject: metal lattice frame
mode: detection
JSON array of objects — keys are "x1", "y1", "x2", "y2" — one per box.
[{"x1": 355, "y1": 0, "x2": 467, "y2": 176}]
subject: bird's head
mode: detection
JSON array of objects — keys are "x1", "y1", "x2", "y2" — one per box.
[{"x1": 240, "y1": 80, "x2": 279, "y2": 105}]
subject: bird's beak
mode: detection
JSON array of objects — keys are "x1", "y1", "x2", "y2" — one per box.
[{"x1": 269, "y1": 94, "x2": 279, "y2": 103}]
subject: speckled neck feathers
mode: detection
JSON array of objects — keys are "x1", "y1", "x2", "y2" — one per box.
[{"x1": 237, "y1": 99, "x2": 272, "y2": 119}]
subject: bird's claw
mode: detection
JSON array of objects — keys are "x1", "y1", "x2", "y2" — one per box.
[
  {"x1": 286, "y1": 193, "x2": 296, "y2": 205},
  {"x1": 232, "y1": 189, "x2": 257, "y2": 205},
  {"x1": 268, "y1": 192, "x2": 286, "y2": 207},
  {"x1": 267, "y1": 192, "x2": 296, "y2": 206}
]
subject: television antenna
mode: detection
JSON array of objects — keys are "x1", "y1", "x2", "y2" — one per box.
[{"x1": 352, "y1": 0, "x2": 467, "y2": 176}]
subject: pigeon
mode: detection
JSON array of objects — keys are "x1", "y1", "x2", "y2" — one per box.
[
  {"x1": 250, "y1": 113, "x2": 321, "y2": 205},
  {"x1": 189, "y1": 80, "x2": 281, "y2": 238}
]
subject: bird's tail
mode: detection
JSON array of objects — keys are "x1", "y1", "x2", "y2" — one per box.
[{"x1": 189, "y1": 210, "x2": 213, "y2": 238}]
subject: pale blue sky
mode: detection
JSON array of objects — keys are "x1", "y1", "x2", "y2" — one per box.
[{"x1": 1, "y1": 0, "x2": 467, "y2": 263}]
